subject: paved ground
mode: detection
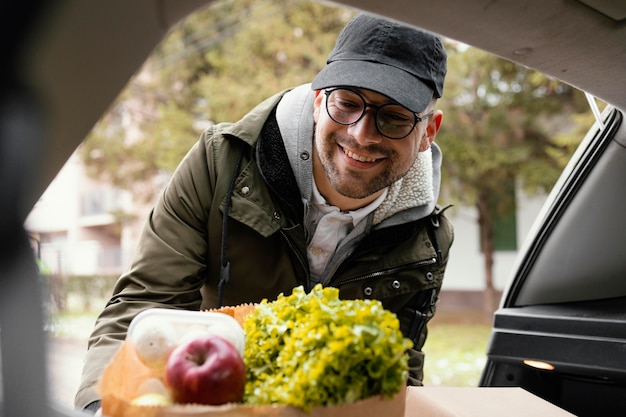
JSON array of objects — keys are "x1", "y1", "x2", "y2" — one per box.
[{"x1": 48, "y1": 337, "x2": 88, "y2": 410}]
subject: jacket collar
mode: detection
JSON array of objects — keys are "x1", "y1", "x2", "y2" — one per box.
[{"x1": 246, "y1": 84, "x2": 443, "y2": 226}]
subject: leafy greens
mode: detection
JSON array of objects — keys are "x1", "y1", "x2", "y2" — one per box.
[{"x1": 243, "y1": 285, "x2": 412, "y2": 410}]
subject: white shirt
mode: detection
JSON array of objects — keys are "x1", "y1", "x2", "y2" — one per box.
[{"x1": 306, "y1": 180, "x2": 388, "y2": 283}]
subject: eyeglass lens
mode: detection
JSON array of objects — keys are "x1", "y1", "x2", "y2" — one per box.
[{"x1": 325, "y1": 89, "x2": 418, "y2": 139}]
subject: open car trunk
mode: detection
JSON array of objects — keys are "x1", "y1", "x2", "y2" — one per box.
[{"x1": 479, "y1": 108, "x2": 626, "y2": 417}]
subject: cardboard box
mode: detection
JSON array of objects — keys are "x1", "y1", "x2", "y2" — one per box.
[{"x1": 405, "y1": 387, "x2": 575, "y2": 417}]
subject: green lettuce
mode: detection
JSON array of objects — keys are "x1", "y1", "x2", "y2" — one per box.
[{"x1": 243, "y1": 284, "x2": 412, "y2": 410}]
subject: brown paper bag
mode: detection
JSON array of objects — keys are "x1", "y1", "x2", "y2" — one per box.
[
  {"x1": 98, "y1": 339, "x2": 405, "y2": 417},
  {"x1": 99, "y1": 304, "x2": 406, "y2": 417},
  {"x1": 102, "y1": 391, "x2": 405, "y2": 417}
]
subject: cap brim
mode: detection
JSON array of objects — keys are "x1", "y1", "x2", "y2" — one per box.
[{"x1": 311, "y1": 60, "x2": 434, "y2": 113}]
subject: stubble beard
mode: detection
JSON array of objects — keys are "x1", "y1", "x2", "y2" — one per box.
[{"x1": 315, "y1": 131, "x2": 416, "y2": 200}]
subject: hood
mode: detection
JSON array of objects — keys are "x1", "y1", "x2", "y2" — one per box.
[{"x1": 277, "y1": 84, "x2": 442, "y2": 226}]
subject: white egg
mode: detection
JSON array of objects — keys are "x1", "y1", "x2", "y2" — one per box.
[
  {"x1": 131, "y1": 318, "x2": 178, "y2": 368},
  {"x1": 205, "y1": 321, "x2": 245, "y2": 355},
  {"x1": 136, "y1": 377, "x2": 169, "y2": 397},
  {"x1": 178, "y1": 320, "x2": 245, "y2": 356},
  {"x1": 178, "y1": 324, "x2": 211, "y2": 345}
]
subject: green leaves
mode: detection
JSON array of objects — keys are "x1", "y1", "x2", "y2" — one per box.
[
  {"x1": 438, "y1": 44, "x2": 588, "y2": 203},
  {"x1": 242, "y1": 285, "x2": 412, "y2": 410},
  {"x1": 80, "y1": 0, "x2": 351, "y2": 204}
]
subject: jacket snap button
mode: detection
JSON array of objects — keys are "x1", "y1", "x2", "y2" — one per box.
[
  {"x1": 300, "y1": 151, "x2": 310, "y2": 161},
  {"x1": 364, "y1": 287, "x2": 373, "y2": 296},
  {"x1": 391, "y1": 280, "x2": 401, "y2": 289},
  {"x1": 273, "y1": 211, "x2": 281, "y2": 220},
  {"x1": 241, "y1": 186, "x2": 250, "y2": 195},
  {"x1": 426, "y1": 272, "x2": 434, "y2": 281}
]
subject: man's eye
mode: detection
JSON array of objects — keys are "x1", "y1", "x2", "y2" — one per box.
[
  {"x1": 382, "y1": 111, "x2": 412, "y2": 125},
  {"x1": 336, "y1": 99, "x2": 361, "y2": 111}
]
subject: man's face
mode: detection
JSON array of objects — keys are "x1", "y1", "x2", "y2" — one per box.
[{"x1": 312, "y1": 87, "x2": 441, "y2": 206}]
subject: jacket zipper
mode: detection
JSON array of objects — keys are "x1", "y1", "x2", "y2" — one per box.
[
  {"x1": 279, "y1": 229, "x2": 311, "y2": 291},
  {"x1": 280, "y1": 228, "x2": 438, "y2": 291},
  {"x1": 333, "y1": 256, "x2": 438, "y2": 287}
]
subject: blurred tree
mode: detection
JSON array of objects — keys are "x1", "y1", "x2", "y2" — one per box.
[
  {"x1": 436, "y1": 43, "x2": 591, "y2": 315},
  {"x1": 80, "y1": 0, "x2": 352, "y2": 202},
  {"x1": 80, "y1": 0, "x2": 595, "y2": 317}
]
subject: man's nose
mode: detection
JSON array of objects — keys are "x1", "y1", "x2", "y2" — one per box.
[{"x1": 346, "y1": 111, "x2": 384, "y2": 144}]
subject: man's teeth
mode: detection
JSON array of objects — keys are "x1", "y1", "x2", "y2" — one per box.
[{"x1": 344, "y1": 149, "x2": 376, "y2": 162}]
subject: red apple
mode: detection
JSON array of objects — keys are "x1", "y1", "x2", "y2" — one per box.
[{"x1": 165, "y1": 335, "x2": 246, "y2": 405}]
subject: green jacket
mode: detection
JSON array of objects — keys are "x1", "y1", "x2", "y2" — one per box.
[{"x1": 75, "y1": 89, "x2": 454, "y2": 409}]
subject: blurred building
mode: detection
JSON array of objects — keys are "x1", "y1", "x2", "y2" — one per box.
[{"x1": 25, "y1": 153, "x2": 149, "y2": 277}]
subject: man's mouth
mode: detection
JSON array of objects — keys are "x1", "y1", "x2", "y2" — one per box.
[{"x1": 343, "y1": 147, "x2": 379, "y2": 163}]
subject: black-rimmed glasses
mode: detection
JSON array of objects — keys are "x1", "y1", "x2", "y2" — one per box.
[{"x1": 324, "y1": 88, "x2": 433, "y2": 140}]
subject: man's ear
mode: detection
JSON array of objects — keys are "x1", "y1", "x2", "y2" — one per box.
[
  {"x1": 420, "y1": 110, "x2": 443, "y2": 152},
  {"x1": 313, "y1": 90, "x2": 324, "y2": 122}
]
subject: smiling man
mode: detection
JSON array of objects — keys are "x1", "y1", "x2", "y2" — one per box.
[
  {"x1": 77, "y1": 12, "x2": 453, "y2": 413},
  {"x1": 312, "y1": 87, "x2": 440, "y2": 209}
]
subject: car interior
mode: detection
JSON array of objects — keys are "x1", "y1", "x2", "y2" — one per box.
[
  {"x1": 480, "y1": 106, "x2": 626, "y2": 416},
  {"x1": 3, "y1": 0, "x2": 625, "y2": 416}
]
